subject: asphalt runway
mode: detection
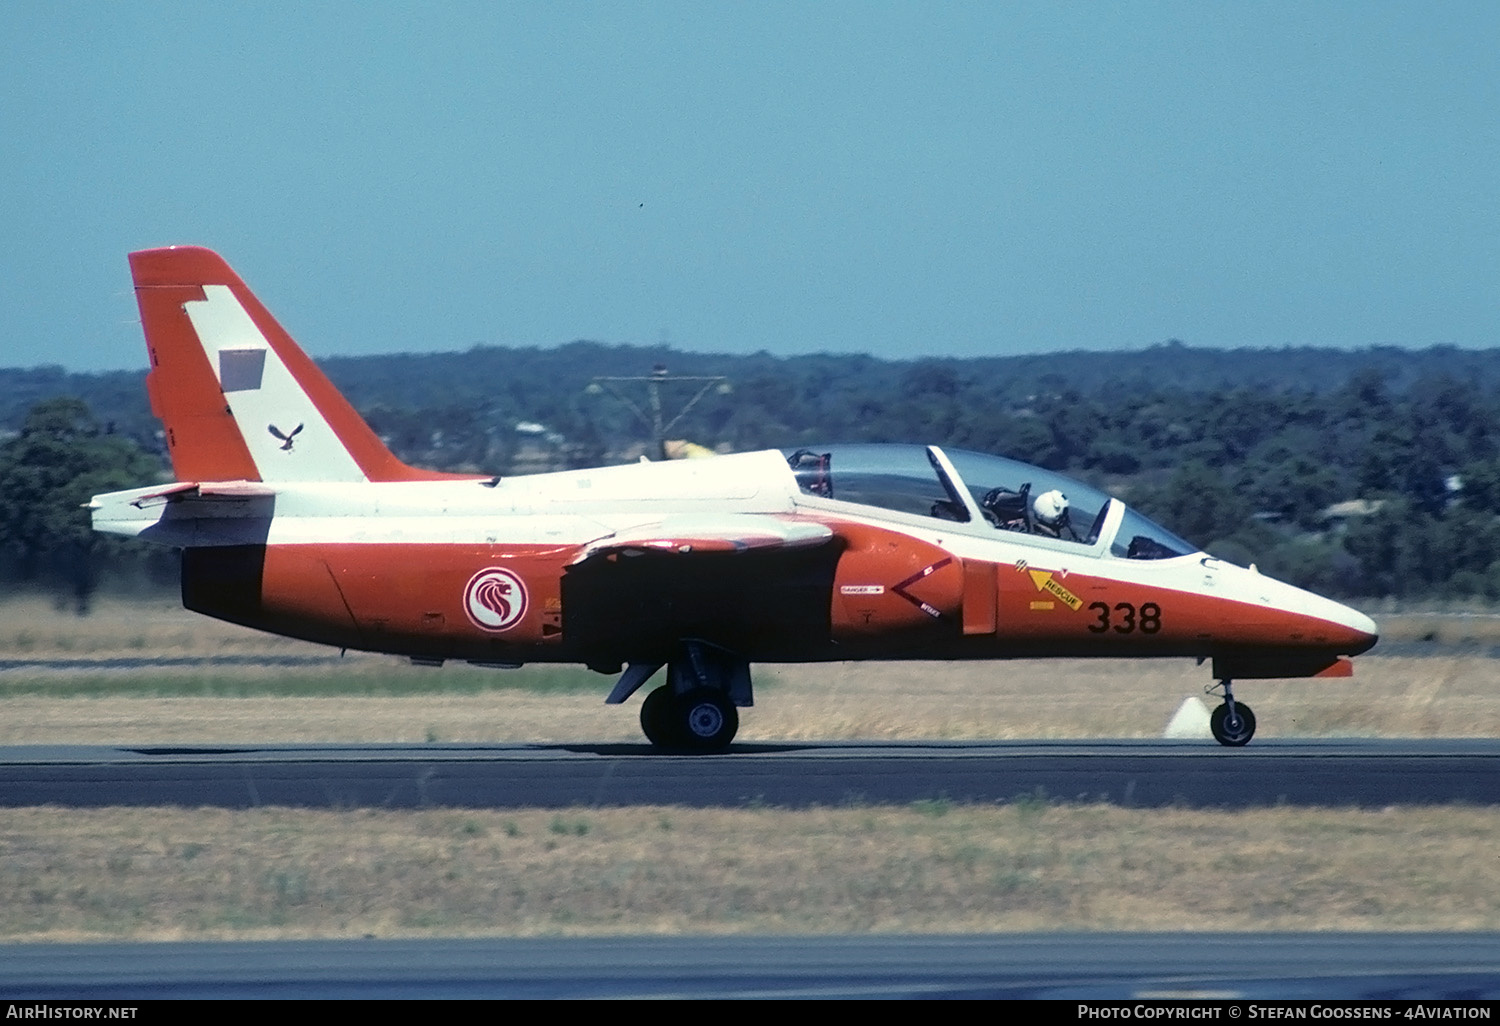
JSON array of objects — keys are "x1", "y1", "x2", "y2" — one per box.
[
  {"x1": 3, "y1": 933, "x2": 1500, "y2": 998},
  {"x1": 2, "y1": 738, "x2": 1499, "y2": 808},
  {"x1": 5, "y1": 745, "x2": 1499, "y2": 999}
]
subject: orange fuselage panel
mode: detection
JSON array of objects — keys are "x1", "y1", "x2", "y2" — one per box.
[{"x1": 182, "y1": 531, "x2": 1369, "y2": 675}]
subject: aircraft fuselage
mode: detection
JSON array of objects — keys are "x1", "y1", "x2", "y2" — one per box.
[{"x1": 94, "y1": 447, "x2": 1376, "y2": 680}]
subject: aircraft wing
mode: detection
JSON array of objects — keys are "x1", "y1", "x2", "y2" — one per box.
[{"x1": 572, "y1": 514, "x2": 835, "y2": 562}]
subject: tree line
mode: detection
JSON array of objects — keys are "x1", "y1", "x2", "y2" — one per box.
[{"x1": 3, "y1": 342, "x2": 1500, "y2": 610}]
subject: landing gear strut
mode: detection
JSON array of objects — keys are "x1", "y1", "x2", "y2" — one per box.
[{"x1": 1207, "y1": 679, "x2": 1256, "y2": 747}]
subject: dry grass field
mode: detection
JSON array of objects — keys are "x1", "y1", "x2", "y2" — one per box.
[
  {"x1": 2, "y1": 596, "x2": 1499, "y2": 941},
  {"x1": 4, "y1": 804, "x2": 1499, "y2": 941}
]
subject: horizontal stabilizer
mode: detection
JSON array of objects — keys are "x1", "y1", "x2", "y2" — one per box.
[
  {"x1": 573, "y1": 515, "x2": 834, "y2": 563},
  {"x1": 127, "y1": 480, "x2": 277, "y2": 508}
]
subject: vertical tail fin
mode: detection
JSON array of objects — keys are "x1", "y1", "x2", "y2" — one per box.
[{"x1": 130, "y1": 246, "x2": 460, "y2": 483}]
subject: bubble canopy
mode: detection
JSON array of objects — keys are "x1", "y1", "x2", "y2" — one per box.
[{"x1": 782, "y1": 444, "x2": 1198, "y2": 561}]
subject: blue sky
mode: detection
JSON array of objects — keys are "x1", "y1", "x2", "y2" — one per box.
[{"x1": 3, "y1": 2, "x2": 1497, "y2": 372}]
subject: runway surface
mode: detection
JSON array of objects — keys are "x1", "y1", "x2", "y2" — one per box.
[
  {"x1": 6, "y1": 743, "x2": 1498, "y2": 999},
  {"x1": 4, "y1": 933, "x2": 1500, "y2": 998},
  {"x1": 3, "y1": 738, "x2": 1499, "y2": 808}
]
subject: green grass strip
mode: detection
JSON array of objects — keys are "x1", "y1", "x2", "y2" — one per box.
[{"x1": 0, "y1": 665, "x2": 613, "y2": 699}]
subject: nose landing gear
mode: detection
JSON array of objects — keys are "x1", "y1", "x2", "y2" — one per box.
[{"x1": 1207, "y1": 679, "x2": 1256, "y2": 747}]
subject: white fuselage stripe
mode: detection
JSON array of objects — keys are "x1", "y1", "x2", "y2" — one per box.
[{"x1": 90, "y1": 446, "x2": 1374, "y2": 634}]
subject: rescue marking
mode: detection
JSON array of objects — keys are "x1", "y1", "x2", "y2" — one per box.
[
  {"x1": 1026, "y1": 568, "x2": 1083, "y2": 611},
  {"x1": 463, "y1": 567, "x2": 529, "y2": 632}
]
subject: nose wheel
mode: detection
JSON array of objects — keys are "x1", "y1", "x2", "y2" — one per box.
[{"x1": 1207, "y1": 679, "x2": 1256, "y2": 747}]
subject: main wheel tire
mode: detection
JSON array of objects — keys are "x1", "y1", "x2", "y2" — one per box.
[
  {"x1": 676, "y1": 688, "x2": 738, "y2": 753},
  {"x1": 640, "y1": 685, "x2": 681, "y2": 748},
  {"x1": 1210, "y1": 701, "x2": 1256, "y2": 747}
]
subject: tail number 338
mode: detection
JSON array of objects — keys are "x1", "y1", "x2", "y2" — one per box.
[{"x1": 1087, "y1": 601, "x2": 1162, "y2": 634}]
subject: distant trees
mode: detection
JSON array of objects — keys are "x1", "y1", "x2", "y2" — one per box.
[
  {"x1": 11, "y1": 344, "x2": 1500, "y2": 603},
  {"x1": 0, "y1": 397, "x2": 164, "y2": 612}
]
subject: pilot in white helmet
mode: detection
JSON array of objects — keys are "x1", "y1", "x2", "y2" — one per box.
[{"x1": 1032, "y1": 489, "x2": 1071, "y2": 537}]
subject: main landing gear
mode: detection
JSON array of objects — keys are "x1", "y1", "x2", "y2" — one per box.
[
  {"x1": 606, "y1": 641, "x2": 751, "y2": 753},
  {"x1": 640, "y1": 685, "x2": 738, "y2": 752},
  {"x1": 1206, "y1": 679, "x2": 1256, "y2": 747}
]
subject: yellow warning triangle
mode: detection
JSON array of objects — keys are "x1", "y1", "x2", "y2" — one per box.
[{"x1": 1026, "y1": 567, "x2": 1083, "y2": 611}]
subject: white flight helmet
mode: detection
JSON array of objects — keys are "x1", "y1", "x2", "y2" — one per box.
[{"x1": 1032, "y1": 489, "x2": 1069, "y2": 529}]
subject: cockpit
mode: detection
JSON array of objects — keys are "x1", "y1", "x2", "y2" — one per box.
[{"x1": 783, "y1": 444, "x2": 1197, "y2": 560}]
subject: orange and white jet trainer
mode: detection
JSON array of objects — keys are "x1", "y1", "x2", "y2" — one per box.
[{"x1": 91, "y1": 246, "x2": 1378, "y2": 750}]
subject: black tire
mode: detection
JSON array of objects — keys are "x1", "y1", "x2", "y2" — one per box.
[
  {"x1": 640, "y1": 685, "x2": 680, "y2": 748},
  {"x1": 1210, "y1": 701, "x2": 1256, "y2": 747},
  {"x1": 675, "y1": 688, "x2": 738, "y2": 753}
]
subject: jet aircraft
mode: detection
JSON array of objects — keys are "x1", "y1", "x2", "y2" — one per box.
[{"x1": 91, "y1": 247, "x2": 1379, "y2": 750}]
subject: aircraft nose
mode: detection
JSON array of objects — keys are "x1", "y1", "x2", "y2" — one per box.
[{"x1": 1332, "y1": 602, "x2": 1379, "y2": 655}]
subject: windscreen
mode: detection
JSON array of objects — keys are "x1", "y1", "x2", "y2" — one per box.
[
  {"x1": 784, "y1": 444, "x2": 1201, "y2": 558},
  {"x1": 1110, "y1": 506, "x2": 1198, "y2": 560}
]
